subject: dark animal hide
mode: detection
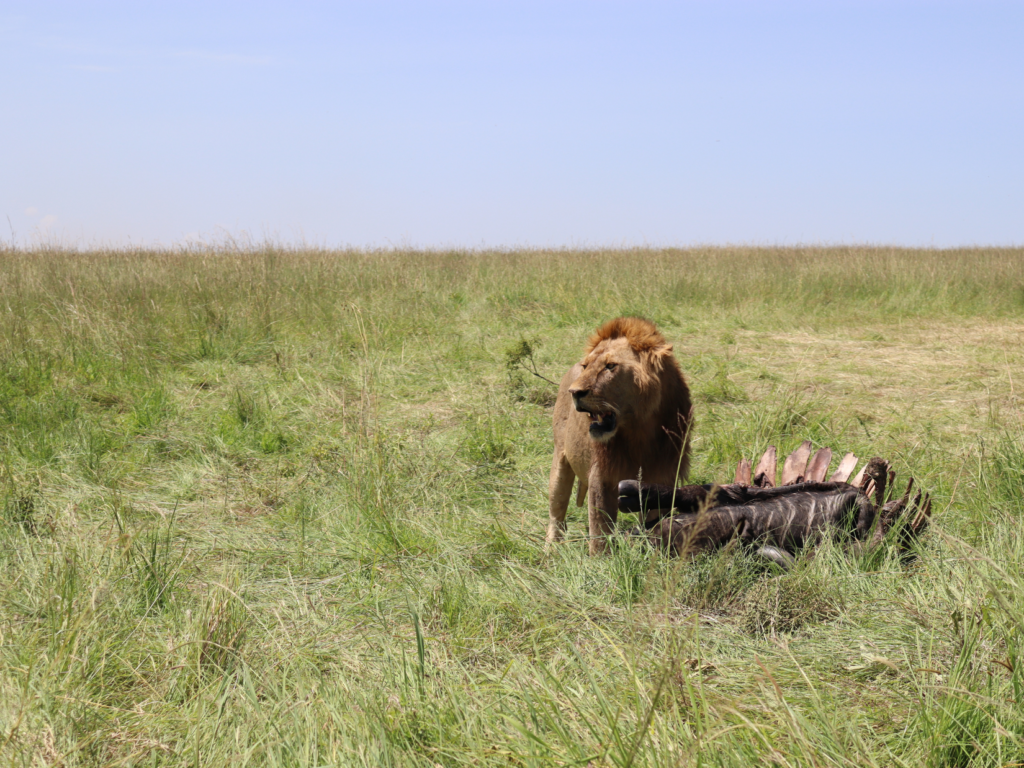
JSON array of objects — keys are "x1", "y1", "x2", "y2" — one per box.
[{"x1": 618, "y1": 448, "x2": 931, "y2": 568}]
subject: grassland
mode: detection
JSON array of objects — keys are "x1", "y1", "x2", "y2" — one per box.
[{"x1": 1, "y1": 245, "x2": 1023, "y2": 767}]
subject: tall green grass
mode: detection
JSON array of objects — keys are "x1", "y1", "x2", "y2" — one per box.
[{"x1": 1, "y1": 245, "x2": 1023, "y2": 766}]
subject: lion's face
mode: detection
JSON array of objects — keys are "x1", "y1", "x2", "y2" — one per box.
[{"x1": 568, "y1": 336, "x2": 656, "y2": 442}]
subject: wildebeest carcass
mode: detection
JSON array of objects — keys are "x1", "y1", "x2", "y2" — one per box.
[{"x1": 618, "y1": 441, "x2": 932, "y2": 568}]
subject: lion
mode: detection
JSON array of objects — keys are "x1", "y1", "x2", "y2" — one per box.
[{"x1": 547, "y1": 317, "x2": 693, "y2": 554}]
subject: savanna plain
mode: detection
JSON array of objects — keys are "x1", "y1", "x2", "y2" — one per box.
[{"x1": 2, "y1": 246, "x2": 1024, "y2": 768}]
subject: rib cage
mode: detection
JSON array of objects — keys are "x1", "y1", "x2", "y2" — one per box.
[{"x1": 619, "y1": 441, "x2": 932, "y2": 563}]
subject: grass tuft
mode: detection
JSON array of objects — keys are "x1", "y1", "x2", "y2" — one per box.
[{"x1": 740, "y1": 570, "x2": 842, "y2": 637}]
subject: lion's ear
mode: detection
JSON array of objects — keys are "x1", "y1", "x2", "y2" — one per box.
[
  {"x1": 638, "y1": 346, "x2": 671, "y2": 378},
  {"x1": 648, "y1": 343, "x2": 673, "y2": 364}
]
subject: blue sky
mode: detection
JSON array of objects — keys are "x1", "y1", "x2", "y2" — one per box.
[{"x1": 2, "y1": 1, "x2": 1021, "y2": 248}]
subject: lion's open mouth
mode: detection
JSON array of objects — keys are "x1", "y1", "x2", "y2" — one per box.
[{"x1": 587, "y1": 411, "x2": 617, "y2": 439}]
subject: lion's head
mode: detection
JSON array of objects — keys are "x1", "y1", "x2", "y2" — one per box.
[{"x1": 568, "y1": 317, "x2": 676, "y2": 443}]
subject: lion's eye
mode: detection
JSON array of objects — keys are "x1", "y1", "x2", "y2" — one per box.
[
  {"x1": 580, "y1": 363, "x2": 588, "y2": 369},
  {"x1": 605, "y1": 363, "x2": 617, "y2": 371}
]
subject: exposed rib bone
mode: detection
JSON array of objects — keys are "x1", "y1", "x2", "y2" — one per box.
[
  {"x1": 830, "y1": 453, "x2": 858, "y2": 483},
  {"x1": 753, "y1": 446, "x2": 777, "y2": 488},
  {"x1": 850, "y1": 465, "x2": 866, "y2": 489},
  {"x1": 781, "y1": 440, "x2": 812, "y2": 485},
  {"x1": 805, "y1": 448, "x2": 833, "y2": 482}
]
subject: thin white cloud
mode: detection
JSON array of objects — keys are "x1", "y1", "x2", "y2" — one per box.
[
  {"x1": 32, "y1": 34, "x2": 271, "y2": 67},
  {"x1": 72, "y1": 64, "x2": 117, "y2": 72},
  {"x1": 173, "y1": 49, "x2": 273, "y2": 66},
  {"x1": 25, "y1": 207, "x2": 38, "y2": 215},
  {"x1": 40, "y1": 215, "x2": 57, "y2": 226},
  {"x1": 34, "y1": 35, "x2": 122, "y2": 56}
]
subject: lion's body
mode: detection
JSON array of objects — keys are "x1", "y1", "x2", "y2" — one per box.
[{"x1": 547, "y1": 317, "x2": 693, "y2": 554}]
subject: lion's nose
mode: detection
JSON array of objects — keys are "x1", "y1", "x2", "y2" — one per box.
[{"x1": 570, "y1": 388, "x2": 589, "y2": 401}]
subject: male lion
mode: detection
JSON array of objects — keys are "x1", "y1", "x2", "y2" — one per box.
[{"x1": 547, "y1": 317, "x2": 693, "y2": 554}]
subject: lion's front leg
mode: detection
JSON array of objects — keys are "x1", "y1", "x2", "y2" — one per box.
[
  {"x1": 547, "y1": 451, "x2": 576, "y2": 544},
  {"x1": 587, "y1": 473, "x2": 619, "y2": 555}
]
